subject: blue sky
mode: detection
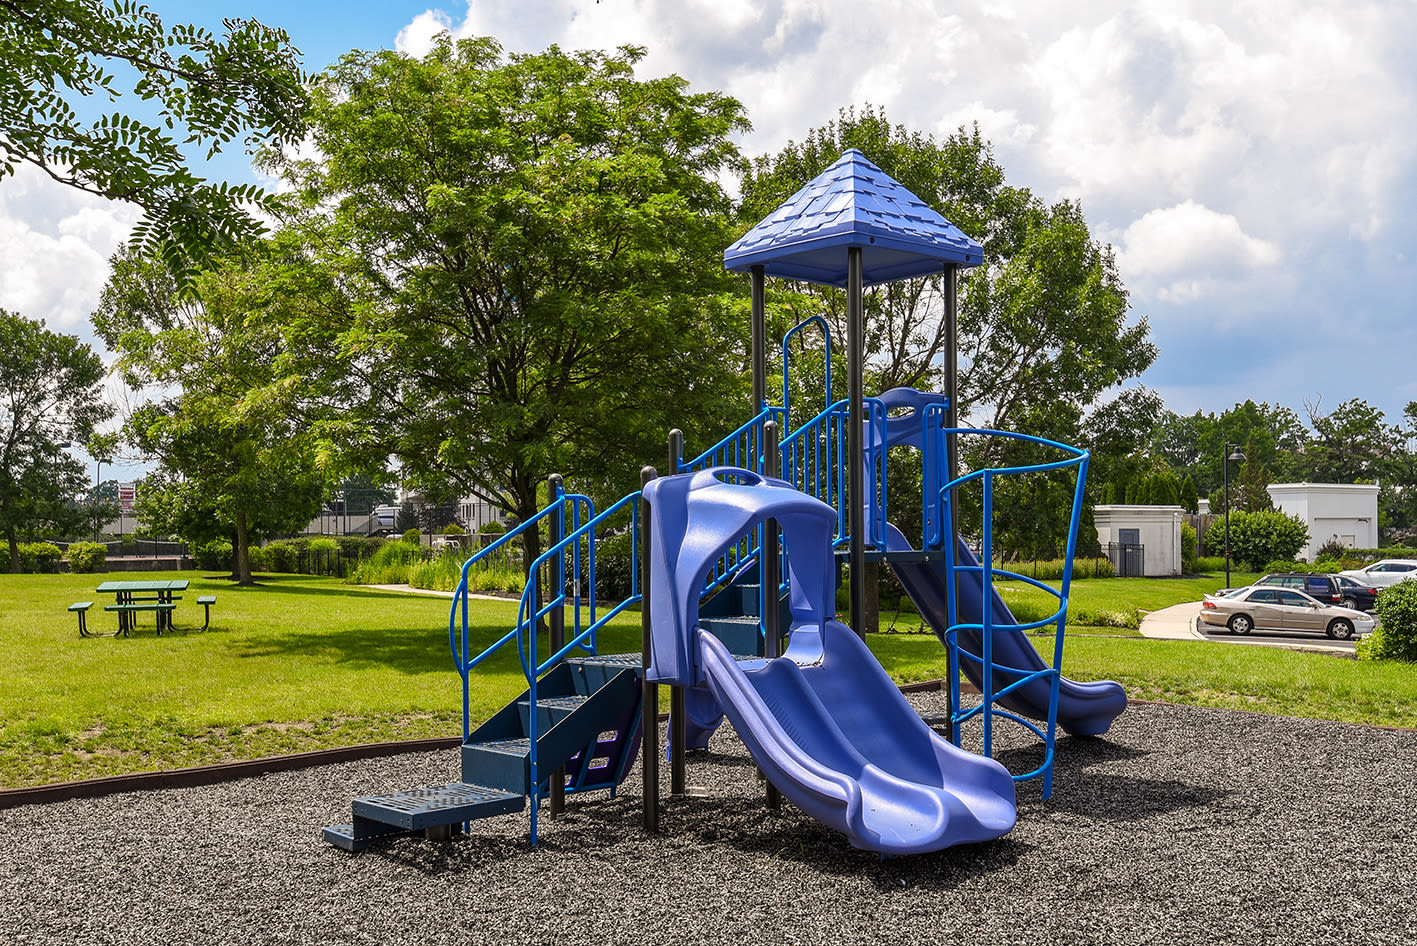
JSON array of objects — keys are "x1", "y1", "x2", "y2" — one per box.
[{"x1": 4, "y1": 0, "x2": 1416, "y2": 482}]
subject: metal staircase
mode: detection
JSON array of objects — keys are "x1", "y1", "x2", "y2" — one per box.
[{"x1": 323, "y1": 654, "x2": 643, "y2": 851}]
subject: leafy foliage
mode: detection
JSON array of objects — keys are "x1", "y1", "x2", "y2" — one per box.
[
  {"x1": 263, "y1": 37, "x2": 751, "y2": 570},
  {"x1": 1204, "y1": 510, "x2": 1308, "y2": 571},
  {"x1": 64, "y1": 540, "x2": 106, "y2": 573},
  {"x1": 93, "y1": 245, "x2": 329, "y2": 583},
  {"x1": 16, "y1": 540, "x2": 62, "y2": 572},
  {"x1": 1358, "y1": 578, "x2": 1417, "y2": 663},
  {"x1": 0, "y1": 309, "x2": 111, "y2": 571},
  {"x1": 0, "y1": 0, "x2": 309, "y2": 288}
]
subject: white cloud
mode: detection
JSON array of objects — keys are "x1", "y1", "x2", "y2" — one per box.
[
  {"x1": 0, "y1": 165, "x2": 138, "y2": 332},
  {"x1": 1117, "y1": 200, "x2": 1280, "y2": 293},
  {"x1": 395, "y1": 9, "x2": 455, "y2": 56}
]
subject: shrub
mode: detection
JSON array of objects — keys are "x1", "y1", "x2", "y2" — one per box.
[
  {"x1": 194, "y1": 539, "x2": 233, "y2": 571},
  {"x1": 442, "y1": 523, "x2": 465, "y2": 535},
  {"x1": 1204, "y1": 510, "x2": 1308, "y2": 571},
  {"x1": 1181, "y1": 523, "x2": 1197, "y2": 574},
  {"x1": 1315, "y1": 538, "x2": 1349, "y2": 563},
  {"x1": 1196, "y1": 556, "x2": 1226, "y2": 573},
  {"x1": 18, "y1": 541, "x2": 63, "y2": 573},
  {"x1": 479, "y1": 520, "x2": 507, "y2": 535},
  {"x1": 1357, "y1": 578, "x2": 1417, "y2": 662},
  {"x1": 402, "y1": 528, "x2": 421, "y2": 545},
  {"x1": 65, "y1": 541, "x2": 107, "y2": 574},
  {"x1": 265, "y1": 540, "x2": 300, "y2": 573},
  {"x1": 246, "y1": 544, "x2": 269, "y2": 572},
  {"x1": 348, "y1": 539, "x2": 425, "y2": 585}
]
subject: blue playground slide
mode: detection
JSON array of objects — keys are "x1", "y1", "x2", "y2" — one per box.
[
  {"x1": 883, "y1": 523, "x2": 1128, "y2": 738},
  {"x1": 644, "y1": 468, "x2": 1016, "y2": 854}
]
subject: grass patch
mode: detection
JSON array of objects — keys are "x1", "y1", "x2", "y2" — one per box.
[{"x1": 2, "y1": 568, "x2": 1411, "y2": 789}]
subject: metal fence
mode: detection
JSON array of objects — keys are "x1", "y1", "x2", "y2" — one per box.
[{"x1": 1105, "y1": 541, "x2": 1146, "y2": 577}]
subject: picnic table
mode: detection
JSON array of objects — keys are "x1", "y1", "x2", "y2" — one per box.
[{"x1": 95, "y1": 579, "x2": 190, "y2": 637}]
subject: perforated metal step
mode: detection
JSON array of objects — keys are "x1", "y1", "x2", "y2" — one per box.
[{"x1": 351, "y1": 782, "x2": 525, "y2": 831}]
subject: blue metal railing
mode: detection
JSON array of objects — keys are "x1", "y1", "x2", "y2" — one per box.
[
  {"x1": 922, "y1": 404, "x2": 1090, "y2": 796},
  {"x1": 675, "y1": 406, "x2": 785, "y2": 596},
  {"x1": 447, "y1": 486, "x2": 643, "y2": 844},
  {"x1": 778, "y1": 397, "x2": 888, "y2": 548},
  {"x1": 780, "y1": 315, "x2": 832, "y2": 436}
]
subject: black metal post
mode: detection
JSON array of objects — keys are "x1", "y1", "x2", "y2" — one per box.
[
  {"x1": 667, "y1": 431, "x2": 685, "y2": 797},
  {"x1": 548, "y1": 473, "x2": 566, "y2": 817},
  {"x1": 751, "y1": 265, "x2": 767, "y2": 414},
  {"x1": 640, "y1": 465, "x2": 659, "y2": 833},
  {"x1": 763, "y1": 421, "x2": 782, "y2": 812},
  {"x1": 1224, "y1": 443, "x2": 1233, "y2": 590},
  {"x1": 847, "y1": 246, "x2": 866, "y2": 639}
]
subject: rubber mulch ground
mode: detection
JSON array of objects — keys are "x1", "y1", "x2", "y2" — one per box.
[{"x1": 1, "y1": 695, "x2": 1414, "y2": 945}]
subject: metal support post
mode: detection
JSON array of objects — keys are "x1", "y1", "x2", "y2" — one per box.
[
  {"x1": 763, "y1": 421, "x2": 782, "y2": 812},
  {"x1": 667, "y1": 432, "x2": 685, "y2": 797},
  {"x1": 640, "y1": 465, "x2": 659, "y2": 833},
  {"x1": 547, "y1": 473, "x2": 565, "y2": 817},
  {"x1": 847, "y1": 246, "x2": 866, "y2": 639},
  {"x1": 751, "y1": 265, "x2": 767, "y2": 414}
]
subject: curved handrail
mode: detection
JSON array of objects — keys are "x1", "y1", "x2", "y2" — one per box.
[{"x1": 781, "y1": 315, "x2": 832, "y2": 434}]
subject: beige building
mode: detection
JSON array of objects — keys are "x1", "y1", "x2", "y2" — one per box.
[
  {"x1": 1092, "y1": 505, "x2": 1186, "y2": 577},
  {"x1": 1266, "y1": 483, "x2": 1379, "y2": 561}
]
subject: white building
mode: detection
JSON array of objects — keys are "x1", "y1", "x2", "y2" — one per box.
[
  {"x1": 1266, "y1": 483, "x2": 1379, "y2": 561},
  {"x1": 1092, "y1": 505, "x2": 1186, "y2": 577}
]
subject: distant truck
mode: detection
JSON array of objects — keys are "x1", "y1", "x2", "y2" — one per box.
[{"x1": 371, "y1": 504, "x2": 400, "y2": 529}]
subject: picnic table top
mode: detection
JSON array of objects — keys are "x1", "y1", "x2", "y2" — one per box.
[{"x1": 95, "y1": 579, "x2": 191, "y2": 593}]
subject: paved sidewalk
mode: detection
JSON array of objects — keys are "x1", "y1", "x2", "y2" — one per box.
[{"x1": 1138, "y1": 601, "x2": 1206, "y2": 639}]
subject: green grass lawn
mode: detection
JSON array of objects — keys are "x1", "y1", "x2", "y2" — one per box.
[{"x1": 2, "y1": 568, "x2": 1413, "y2": 790}]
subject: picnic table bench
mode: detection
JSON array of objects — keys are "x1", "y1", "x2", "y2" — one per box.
[{"x1": 93, "y1": 579, "x2": 190, "y2": 637}]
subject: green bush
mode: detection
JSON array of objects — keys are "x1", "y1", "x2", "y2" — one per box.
[
  {"x1": 194, "y1": 539, "x2": 233, "y2": 571},
  {"x1": 1196, "y1": 556, "x2": 1226, "y2": 573},
  {"x1": 265, "y1": 540, "x2": 300, "y2": 573},
  {"x1": 65, "y1": 541, "x2": 107, "y2": 573},
  {"x1": 479, "y1": 520, "x2": 507, "y2": 535},
  {"x1": 1204, "y1": 510, "x2": 1308, "y2": 571},
  {"x1": 308, "y1": 537, "x2": 339, "y2": 553},
  {"x1": 1315, "y1": 539, "x2": 1349, "y2": 563},
  {"x1": 402, "y1": 528, "x2": 421, "y2": 545},
  {"x1": 336, "y1": 535, "x2": 383, "y2": 558},
  {"x1": 1181, "y1": 523, "x2": 1197, "y2": 574},
  {"x1": 1357, "y1": 578, "x2": 1417, "y2": 662},
  {"x1": 409, "y1": 548, "x2": 526, "y2": 595},
  {"x1": 442, "y1": 523, "x2": 465, "y2": 535},
  {"x1": 1259, "y1": 559, "x2": 1341, "y2": 575},
  {"x1": 347, "y1": 539, "x2": 425, "y2": 585},
  {"x1": 246, "y1": 544, "x2": 269, "y2": 572},
  {"x1": 18, "y1": 541, "x2": 63, "y2": 573}
]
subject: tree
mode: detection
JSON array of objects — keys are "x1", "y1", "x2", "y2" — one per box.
[
  {"x1": 1180, "y1": 474, "x2": 1199, "y2": 514},
  {"x1": 0, "y1": 309, "x2": 110, "y2": 570},
  {"x1": 0, "y1": 1, "x2": 309, "y2": 286},
  {"x1": 1302, "y1": 397, "x2": 1400, "y2": 485},
  {"x1": 93, "y1": 244, "x2": 327, "y2": 584},
  {"x1": 263, "y1": 37, "x2": 751, "y2": 571},
  {"x1": 739, "y1": 108, "x2": 1155, "y2": 556}
]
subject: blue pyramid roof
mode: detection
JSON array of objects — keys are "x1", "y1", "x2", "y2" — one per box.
[{"x1": 724, "y1": 149, "x2": 983, "y2": 287}]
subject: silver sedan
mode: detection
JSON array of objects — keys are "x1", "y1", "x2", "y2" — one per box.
[{"x1": 1199, "y1": 586, "x2": 1376, "y2": 640}]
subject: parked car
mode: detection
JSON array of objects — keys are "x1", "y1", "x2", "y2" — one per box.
[
  {"x1": 1333, "y1": 575, "x2": 1382, "y2": 612},
  {"x1": 1249, "y1": 572, "x2": 1347, "y2": 606},
  {"x1": 1199, "y1": 586, "x2": 1375, "y2": 640},
  {"x1": 1339, "y1": 559, "x2": 1417, "y2": 588}
]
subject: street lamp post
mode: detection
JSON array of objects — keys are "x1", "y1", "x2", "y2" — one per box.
[{"x1": 1223, "y1": 442, "x2": 1247, "y2": 588}]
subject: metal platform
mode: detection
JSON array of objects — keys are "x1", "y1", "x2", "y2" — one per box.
[{"x1": 323, "y1": 782, "x2": 526, "y2": 851}]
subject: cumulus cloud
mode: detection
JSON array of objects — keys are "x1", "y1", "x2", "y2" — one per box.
[
  {"x1": 1116, "y1": 200, "x2": 1280, "y2": 300},
  {"x1": 0, "y1": 165, "x2": 138, "y2": 333}
]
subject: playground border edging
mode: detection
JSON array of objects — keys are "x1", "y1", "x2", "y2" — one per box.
[{"x1": 0, "y1": 679, "x2": 957, "y2": 810}]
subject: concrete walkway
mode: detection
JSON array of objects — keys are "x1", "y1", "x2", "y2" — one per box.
[{"x1": 1138, "y1": 601, "x2": 1207, "y2": 639}]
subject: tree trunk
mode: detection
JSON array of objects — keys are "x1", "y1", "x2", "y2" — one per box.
[
  {"x1": 6, "y1": 530, "x2": 17, "y2": 574},
  {"x1": 235, "y1": 511, "x2": 254, "y2": 586}
]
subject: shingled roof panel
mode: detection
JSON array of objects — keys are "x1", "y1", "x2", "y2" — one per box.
[{"x1": 725, "y1": 149, "x2": 983, "y2": 286}]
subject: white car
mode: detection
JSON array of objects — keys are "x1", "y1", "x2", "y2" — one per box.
[{"x1": 1338, "y1": 559, "x2": 1417, "y2": 588}]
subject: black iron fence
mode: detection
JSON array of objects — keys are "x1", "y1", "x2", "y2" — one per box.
[{"x1": 1105, "y1": 541, "x2": 1146, "y2": 577}]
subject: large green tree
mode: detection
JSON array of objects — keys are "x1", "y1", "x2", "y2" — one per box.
[
  {"x1": 263, "y1": 37, "x2": 751, "y2": 569},
  {"x1": 0, "y1": 309, "x2": 110, "y2": 570},
  {"x1": 93, "y1": 244, "x2": 327, "y2": 584},
  {"x1": 0, "y1": 1, "x2": 308, "y2": 285}
]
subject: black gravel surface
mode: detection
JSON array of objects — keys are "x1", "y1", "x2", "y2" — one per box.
[{"x1": 2, "y1": 697, "x2": 1415, "y2": 945}]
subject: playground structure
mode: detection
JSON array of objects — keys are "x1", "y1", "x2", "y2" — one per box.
[{"x1": 323, "y1": 150, "x2": 1126, "y2": 855}]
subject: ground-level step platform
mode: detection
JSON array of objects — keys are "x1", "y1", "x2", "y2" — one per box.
[{"x1": 323, "y1": 782, "x2": 526, "y2": 851}]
